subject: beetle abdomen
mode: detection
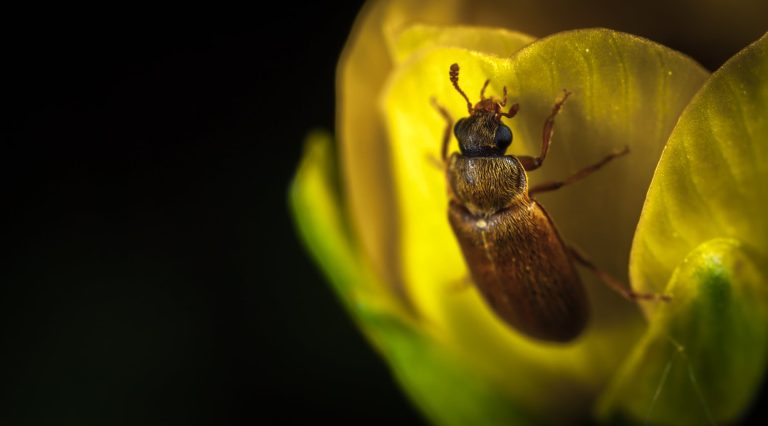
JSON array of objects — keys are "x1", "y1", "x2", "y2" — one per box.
[{"x1": 448, "y1": 200, "x2": 589, "y2": 342}]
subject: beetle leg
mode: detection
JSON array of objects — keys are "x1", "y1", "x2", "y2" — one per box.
[
  {"x1": 566, "y1": 245, "x2": 671, "y2": 302},
  {"x1": 528, "y1": 146, "x2": 629, "y2": 197},
  {"x1": 447, "y1": 275, "x2": 474, "y2": 292},
  {"x1": 519, "y1": 90, "x2": 571, "y2": 171},
  {"x1": 499, "y1": 102, "x2": 519, "y2": 119},
  {"x1": 431, "y1": 97, "x2": 454, "y2": 162}
]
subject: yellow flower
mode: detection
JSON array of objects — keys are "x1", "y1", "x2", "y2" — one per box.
[{"x1": 291, "y1": 1, "x2": 768, "y2": 424}]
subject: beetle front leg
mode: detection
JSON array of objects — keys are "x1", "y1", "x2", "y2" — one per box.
[
  {"x1": 431, "y1": 97, "x2": 453, "y2": 162},
  {"x1": 519, "y1": 90, "x2": 571, "y2": 171}
]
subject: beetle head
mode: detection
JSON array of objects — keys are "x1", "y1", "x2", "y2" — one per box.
[{"x1": 449, "y1": 63, "x2": 518, "y2": 157}]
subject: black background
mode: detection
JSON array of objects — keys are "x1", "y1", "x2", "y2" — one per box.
[
  {"x1": 2, "y1": 2, "x2": 767, "y2": 425},
  {"x1": 2, "y1": 2, "x2": 423, "y2": 425}
]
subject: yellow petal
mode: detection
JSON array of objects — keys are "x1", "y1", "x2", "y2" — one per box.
[
  {"x1": 631, "y1": 33, "x2": 768, "y2": 308},
  {"x1": 383, "y1": 28, "x2": 708, "y2": 421},
  {"x1": 338, "y1": 0, "x2": 535, "y2": 310}
]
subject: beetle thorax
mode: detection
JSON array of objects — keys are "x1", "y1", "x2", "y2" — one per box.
[{"x1": 448, "y1": 154, "x2": 528, "y2": 216}]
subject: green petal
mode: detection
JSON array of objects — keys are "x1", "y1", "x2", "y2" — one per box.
[
  {"x1": 383, "y1": 28, "x2": 708, "y2": 422},
  {"x1": 289, "y1": 131, "x2": 360, "y2": 299},
  {"x1": 610, "y1": 32, "x2": 768, "y2": 425},
  {"x1": 365, "y1": 313, "x2": 538, "y2": 426},
  {"x1": 598, "y1": 239, "x2": 768, "y2": 425},
  {"x1": 631, "y1": 33, "x2": 768, "y2": 302},
  {"x1": 290, "y1": 132, "x2": 536, "y2": 425}
]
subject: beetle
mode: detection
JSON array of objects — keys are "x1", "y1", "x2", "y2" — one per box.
[{"x1": 433, "y1": 63, "x2": 664, "y2": 342}]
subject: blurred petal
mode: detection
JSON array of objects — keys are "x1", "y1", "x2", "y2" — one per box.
[
  {"x1": 383, "y1": 28, "x2": 708, "y2": 422},
  {"x1": 290, "y1": 131, "x2": 364, "y2": 298},
  {"x1": 390, "y1": 24, "x2": 534, "y2": 63},
  {"x1": 338, "y1": 0, "x2": 477, "y2": 309},
  {"x1": 364, "y1": 313, "x2": 537, "y2": 426},
  {"x1": 598, "y1": 239, "x2": 768, "y2": 425},
  {"x1": 291, "y1": 132, "x2": 537, "y2": 424}
]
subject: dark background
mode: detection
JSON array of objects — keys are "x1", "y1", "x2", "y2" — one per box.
[
  {"x1": 2, "y1": 2, "x2": 423, "y2": 425},
  {"x1": 2, "y1": 2, "x2": 767, "y2": 426}
]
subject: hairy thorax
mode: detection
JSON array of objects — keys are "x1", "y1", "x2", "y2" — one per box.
[{"x1": 447, "y1": 154, "x2": 529, "y2": 216}]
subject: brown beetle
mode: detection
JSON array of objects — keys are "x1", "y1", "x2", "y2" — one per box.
[{"x1": 433, "y1": 63, "x2": 661, "y2": 342}]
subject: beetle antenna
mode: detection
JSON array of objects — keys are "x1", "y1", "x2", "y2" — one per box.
[
  {"x1": 479, "y1": 79, "x2": 491, "y2": 100},
  {"x1": 449, "y1": 63, "x2": 473, "y2": 114}
]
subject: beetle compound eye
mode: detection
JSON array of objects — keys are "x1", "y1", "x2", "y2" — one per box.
[
  {"x1": 494, "y1": 124, "x2": 512, "y2": 151},
  {"x1": 453, "y1": 118, "x2": 468, "y2": 140}
]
